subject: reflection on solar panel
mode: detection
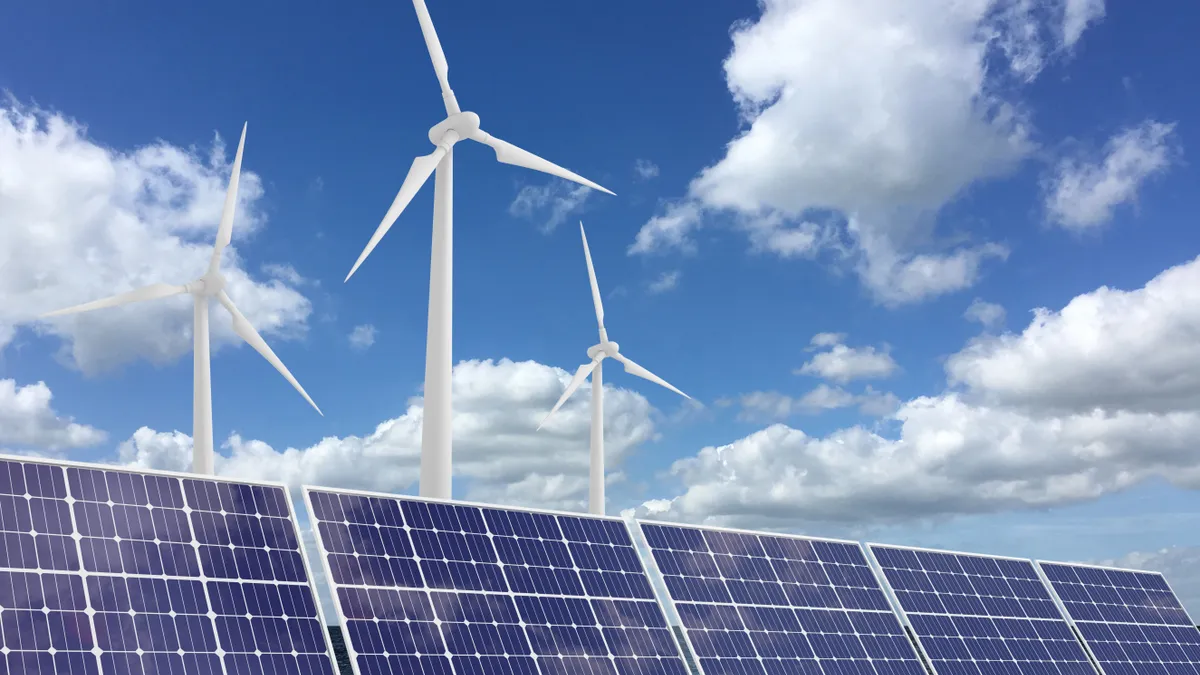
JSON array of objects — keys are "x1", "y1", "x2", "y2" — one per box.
[
  {"x1": 304, "y1": 487, "x2": 690, "y2": 675},
  {"x1": 0, "y1": 454, "x2": 337, "y2": 674},
  {"x1": 869, "y1": 544, "x2": 1096, "y2": 675},
  {"x1": 1038, "y1": 561, "x2": 1200, "y2": 675},
  {"x1": 638, "y1": 521, "x2": 929, "y2": 675}
]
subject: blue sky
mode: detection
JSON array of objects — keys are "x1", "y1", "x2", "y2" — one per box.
[{"x1": 2, "y1": 0, "x2": 1200, "y2": 619}]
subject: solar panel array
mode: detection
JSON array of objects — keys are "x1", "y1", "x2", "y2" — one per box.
[
  {"x1": 869, "y1": 544, "x2": 1096, "y2": 675},
  {"x1": 639, "y1": 521, "x2": 929, "y2": 675},
  {"x1": 1038, "y1": 561, "x2": 1200, "y2": 675},
  {"x1": 305, "y1": 487, "x2": 690, "y2": 675},
  {"x1": 0, "y1": 455, "x2": 337, "y2": 675}
]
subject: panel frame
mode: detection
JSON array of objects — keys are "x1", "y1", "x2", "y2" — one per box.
[
  {"x1": 637, "y1": 518, "x2": 930, "y2": 675},
  {"x1": 865, "y1": 541, "x2": 1099, "y2": 675},
  {"x1": 0, "y1": 450, "x2": 341, "y2": 672},
  {"x1": 304, "y1": 485, "x2": 692, "y2": 675}
]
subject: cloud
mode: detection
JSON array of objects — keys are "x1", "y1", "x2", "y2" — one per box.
[
  {"x1": 0, "y1": 379, "x2": 106, "y2": 451},
  {"x1": 737, "y1": 385, "x2": 899, "y2": 421},
  {"x1": 647, "y1": 270, "x2": 680, "y2": 294},
  {"x1": 1062, "y1": 0, "x2": 1106, "y2": 49},
  {"x1": 509, "y1": 179, "x2": 593, "y2": 234},
  {"x1": 1101, "y1": 546, "x2": 1200, "y2": 621},
  {"x1": 0, "y1": 101, "x2": 312, "y2": 375},
  {"x1": 630, "y1": 0, "x2": 1103, "y2": 304},
  {"x1": 348, "y1": 324, "x2": 377, "y2": 351},
  {"x1": 1045, "y1": 120, "x2": 1176, "y2": 231},
  {"x1": 797, "y1": 334, "x2": 898, "y2": 383},
  {"x1": 634, "y1": 159, "x2": 660, "y2": 181},
  {"x1": 964, "y1": 298, "x2": 1007, "y2": 330},
  {"x1": 637, "y1": 256, "x2": 1200, "y2": 529}
]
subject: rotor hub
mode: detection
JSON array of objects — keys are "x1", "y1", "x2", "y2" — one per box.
[
  {"x1": 189, "y1": 272, "x2": 225, "y2": 297},
  {"x1": 589, "y1": 341, "x2": 619, "y2": 360},
  {"x1": 428, "y1": 111, "x2": 480, "y2": 146}
]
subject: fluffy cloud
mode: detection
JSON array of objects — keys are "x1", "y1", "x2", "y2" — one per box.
[
  {"x1": 797, "y1": 334, "x2": 898, "y2": 383},
  {"x1": 509, "y1": 179, "x2": 593, "y2": 234},
  {"x1": 647, "y1": 271, "x2": 680, "y2": 294},
  {"x1": 634, "y1": 159, "x2": 660, "y2": 181},
  {"x1": 0, "y1": 379, "x2": 106, "y2": 451},
  {"x1": 348, "y1": 323, "x2": 377, "y2": 350},
  {"x1": 964, "y1": 298, "x2": 1007, "y2": 330},
  {"x1": 639, "y1": 256, "x2": 1200, "y2": 528},
  {"x1": 1045, "y1": 120, "x2": 1176, "y2": 231},
  {"x1": 737, "y1": 385, "x2": 898, "y2": 420},
  {"x1": 630, "y1": 0, "x2": 1105, "y2": 304},
  {"x1": 1, "y1": 102, "x2": 312, "y2": 375},
  {"x1": 1102, "y1": 546, "x2": 1200, "y2": 621}
]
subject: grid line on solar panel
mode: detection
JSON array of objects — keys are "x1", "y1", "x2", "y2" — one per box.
[
  {"x1": 1037, "y1": 560, "x2": 1200, "y2": 675},
  {"x1": 637, "y1": 520, "x2": 931, "y2": 675},
  {"x1": 0, "y1": 453, "x2": 338, "y2": 675},
  {"x1": 868, "y1": 543, "x2": 1098, "y2": 675},
  {"x1": 303, "y1": 486, "x2": 691, "y2": 675}
]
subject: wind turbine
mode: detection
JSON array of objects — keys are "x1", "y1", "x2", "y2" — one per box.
[
  {"x1": 539, "y1": 222, "x2": 690, "y2": 515},
  {"x1": 345, "y1": 0, "x2": 614, "y2": 500},
  {"x1": 40, "y1": 123, "x2": 322, "y2": 476}
]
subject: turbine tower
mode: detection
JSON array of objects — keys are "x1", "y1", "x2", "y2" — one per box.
[
  {"x1": 345, "y1": 0, "x2": 614, "y2": 500},
  {"x1": 539, "y1": 222, "x2": 690, "y2": 515},
  {"x1": 40, "y1": 123, "x2": 322, "y2": 475}
]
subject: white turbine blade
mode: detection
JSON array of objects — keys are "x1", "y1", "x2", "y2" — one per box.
[
  {"x1": 411, "y1": 0, "x2": 460, "y2": 114},
  {"x1": 471, "y1": 130, "x2": 615, "y2": 196},
  {"x1": 612, "y1": 353, "x2": 690, "y2": 400},
  {"x1": 346, "y1": 147, "x2": 447, "y2": 282},
  {"x1": 216, "y1": 290, "x2": 323, "y2": 416},
  {"x1": 209, "y1": 122, "x2": 248, "y2": 273},
  {"x1": 538, "y1": 359, "x2": 600, "y2": 430},
  {"x1": 579, "y1": 222, "x2": 604, "y2": 328},
  {"x1": 40, "y1": 282, "x2": 188, "y2": 318}
]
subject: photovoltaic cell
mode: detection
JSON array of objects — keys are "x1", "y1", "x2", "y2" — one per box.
[
  {"x1": 638, "y1": 520, "x2": 929, "y2": 675},
  {"x1": 1037, "y1": 561, "x2": 1200, "y2": 675},
  {"x1": 0, "y1": 454, "x2": 337, "y2": 675},
  {"x1": 304, "y1": 487, "x2": 690, "y2": 675},
  {"x1": 868, "y1": 543, "x2": 1095, "y2": 675}
]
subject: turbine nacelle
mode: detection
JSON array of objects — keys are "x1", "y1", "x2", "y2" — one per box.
[
  {"x1": 428, "y1": 111, "x2": 480, "y2": 147},
  {"x1": 185, "y1": 273, "x2": 226, "y2": 298},
  {"x1": 587, "y1": 341, "x2": 619, "y2": 360}
]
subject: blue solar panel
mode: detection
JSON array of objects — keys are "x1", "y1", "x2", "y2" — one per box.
[
  {"x1": 1038, "y1": 561, "x2": 1200, "y2": 675},
  {"x1": 869, "y1": 543, "x2": 1096, "y2": 675},
  {"x1": 638, "y1": 520, "x2": 929, "y2": 675},
  {"x1": 304, "y1": 487, "x2": 690, "y2": 675},
  {"x1": 0, "y1": 454, "x2": 337, "y2": 675}
]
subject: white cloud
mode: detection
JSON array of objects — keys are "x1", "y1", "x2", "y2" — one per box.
[
  {"x1": 0, "y1": 379, "x2": 106, "y2": 451},
  {"x1": 965, "y1": 298, "x2": 1007, "y2": 330},
  {"x1": 1102, "y1": 546, "x2": 1200, "y2": 620},
  {"x1": 797, "y1": 334, "x2": 898, "y2": 383},
  {"x1": 509, "y1": 179, "x2": 592, "y2": 234},
  {"x1": 348, "y1": 324, "x2": 377, "y2": 351},
  {"x1": 738, "y1": 385, "x2": 899, "y2": 421},
  {"x1": 1062, "y1": 0, "x2": 1106, "y2": 49},
  {"x1": 634, "y1": 159, "x2": 660, "y2": 180},
  {"x1": 628, "y1": 201, "x2": 703, "y2": 256},
  {"x1": 647, "y1": 270, "x2": 680, "y2": 294},
  {"x1": 0, "y1": 102, "x2": 312, "y2": 375},
  {"x1": 1045, "y1": 120, "x2": 1176, "y2": 231}
]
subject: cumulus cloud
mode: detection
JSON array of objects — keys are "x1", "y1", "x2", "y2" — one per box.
[
  {"x1": 797, "y1": 334, "x2": 898, "y2": 383},
  {"x1": 634, "y1": 159, "x2": 660, "y2": 181},
  {"x1": 647, "y1": 271, "x2": 680, "y2": 294},
  {"x1": 348, "y1": 324, "x2": 377, "y2": 350},
  {"x1": 0, "y1": 379, "x2": 106, "y2": 451},
  {"x1": 1045, "y1": 120, "x2": 1176, "y2": 231},
  {"x1": 737, "y1": 385, "x2": 899, "y2": 421},
  {"x1": 0, "y1": 102, "x2": 312, "y2": 375},
  {"x1": 509, "y1": 179, "x2": 593, "y2": 234},
  {"x1": 965, "y1": 298, "x2": 1007, "y2": 330}
]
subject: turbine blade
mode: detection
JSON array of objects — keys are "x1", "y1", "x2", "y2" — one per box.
[
  {"x1": 472, "y1": 130, "x2": 615, "y2": 196},
  {"x1": 579, "y1": 222, "x2": 604, "y2": 328},
  {"x1": 40, "y1": 282, "x2": 189, "y2": 318},
  {"x1": 209, "y1": 122, "x2": 248, "y2": 273},
  {"x1": 613, "y1": 353, "x2": 690, "y2": 400},
  {"x1": 538, "y1": 359, "x2": 600, "y2": 430},
  {"x1": 411, "y1": 0, "x2": 460, "y2": 114},
  {"x1": 346, "y1": 147, "x2": 447, "y2": 282},
  {"x1": 216, "y1": 290, "x2": 323, "y2": 416}
]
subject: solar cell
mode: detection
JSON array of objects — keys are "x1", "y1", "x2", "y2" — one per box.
[
  {"x1": 304, "y1": 487, "x2": 691, "y2": 675},
  {"x1": 1037, "y1": 560, "x2": 1200, "y2": 675},
  {"x1": 637, "y1": 520, "x2": 930, "y2": 675},
  {"x1": 868, "y1": 543, "x2": 1096, "y2": 675},
  {"x1": 0, "y1": 453, "x2": 338, "y2": 675}
]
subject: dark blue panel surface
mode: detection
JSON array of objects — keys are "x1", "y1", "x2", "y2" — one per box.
[
  {"x1": 1039, "y1": 561, "x2": 1200, "y2": 675},
  {"x1": 640, "y1": 521, "x2": 929, "y2": 675},
  {"x1": 0, "y1": 455, "x2": 337, "y2": 675},
  {"x1": 870, "y1": 544, "x2": 1096, "y2": 675},
  {"x1": 307, "y1": 488, "x2": 690, "y2": 675}
]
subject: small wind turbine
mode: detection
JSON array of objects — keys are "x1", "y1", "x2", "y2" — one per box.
[
  {"x1": 539, "y1": 222, "x2": 690, "y2": 515},
  {"x1": 39, "y1": 123, "x2": 321, "y2": 476},
  {"x1": 345, "y1": 0, "x2": 614, "y2": 500}
]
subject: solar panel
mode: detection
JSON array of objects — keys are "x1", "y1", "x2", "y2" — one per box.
[
  {"x1": 637, "y1": 520, "x2": 930, "y2": 675},
  {"x1": 868, "y1": 543, "x2": 1096, "y2": 675},
  {"x1": 1037, "y1": 560, "x2": 1200, "y2": 675},
  {"x1": 0, "y1": 453, "x2": 338, "y2": 675},
  {"x1": 303, "y1": 487, "x2": 691, "y2": 675}
]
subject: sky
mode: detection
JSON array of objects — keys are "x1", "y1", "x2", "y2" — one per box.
[{"x1": 2, "y1": 0, "x2": 1199, "y2": 626}]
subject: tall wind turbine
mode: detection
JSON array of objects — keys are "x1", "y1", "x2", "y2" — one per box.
[
  {"x1": 40, "y1": 123, "x2": 322, "y2": 475},
  {"x1": 539, "y1": 222, "x2": 690, "y2": 515},
  {"x1": 345, "y1": 0, "x2": 614, "y2": 500}
]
